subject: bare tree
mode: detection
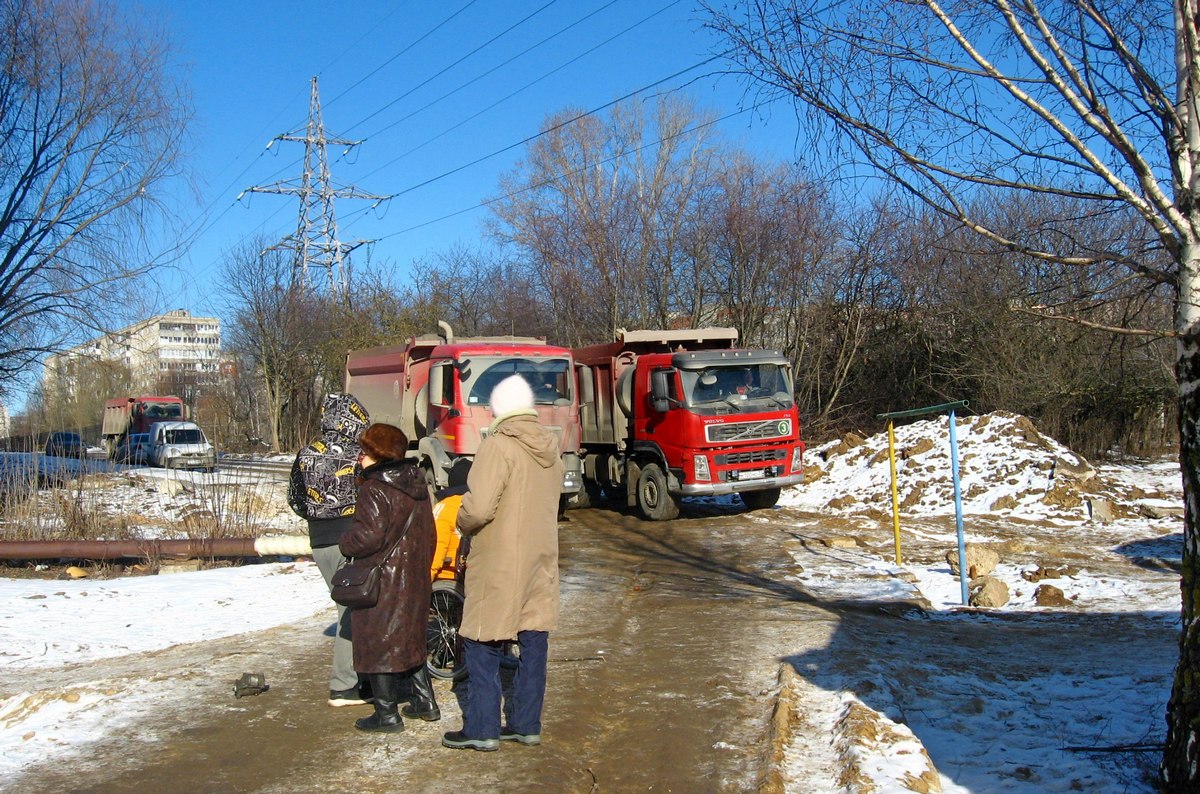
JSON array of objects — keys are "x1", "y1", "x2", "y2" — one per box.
[
  {"x1": 221, "y1": 242, "x2": 328, "y2": 452},
  {"x1": 491, "y1": 97, "x2": 721, "y2": 342},
  {"x1": 0, "y1": 0, "x2": 188, "y2": 387},
  {"x1": 707, "y1": 0, "x2": 1200, "y2": 784}
]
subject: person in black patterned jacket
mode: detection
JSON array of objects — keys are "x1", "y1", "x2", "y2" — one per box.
[{"x1": 288, "y1": 392, "x2": 372, "y2": 707}]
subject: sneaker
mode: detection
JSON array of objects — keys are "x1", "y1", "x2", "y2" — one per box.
[
  {"x1": 328, "y1": 687, "x2": 372, "y2": 707},
  {"x1": 499, "y1": 728, "x2": 541, "y2": 746},
  {"x1": 441, "y1": 730, "x2": 499, "y2": 751}
]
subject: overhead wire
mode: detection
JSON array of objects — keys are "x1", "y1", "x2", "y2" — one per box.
[
  {"x1": 374, "y1": 103, "x2": 756, "y2": 240},
  {"x1": 357, "y1": 0, "x2": 687, "y2": 182},
  {"x1": 342, "y1": 0, "x2": 561, "y2": 136},
  {"x1": 357, "y1": 0, "x2": 625, "y2": 145},
  {"x1": 318, "y1": 1, "x2": 454, "y2": 113}
]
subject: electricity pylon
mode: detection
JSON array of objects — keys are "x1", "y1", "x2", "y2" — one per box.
[{"x1": 242, "y1": 76, "x2": 388, "y2": 297}]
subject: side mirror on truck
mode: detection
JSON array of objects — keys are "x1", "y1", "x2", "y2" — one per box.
[{"x1": 650, "y1": 369, "x2": 675, "y2": 413}]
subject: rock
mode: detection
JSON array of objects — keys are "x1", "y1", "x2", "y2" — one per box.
[
  {"x1": 826, "y1": 537, "x2": 859, "y2": 549},
  {"x1": 969, "y1": 576, "x2": 1010, "y2": 608},
  {"x1": 990, "y1": 494, "x2": 1019, "y2": 511},
  {"x1": 156, "y1": 478, "x2": 185, "y2": 497},
  {"x1": 159, "y1": 559, "x2": 203, "y2": 574},
  {"x1": 902, "y1": 438, "x2": 935, "y2": 458},
  {"x1": 843, "y1": 432, "x2": 866, "y2": 448},
  {"x1": 1042, "y1": 484, "x2": 1083, "y2": 509},
  {"x1": 1034, "y1": 584, "x2": 1072, "y2": 607},
  {"x1": 1087, "y1": 498, "x2": 1115, "y2": 524},
  {"x1": 946, "y1": 544, "x2": 1000, "y2": 578},
  {"x1": 1139, "y1": 503, "x2": 1185, "y2": 519},
  {"x1": 1051, "y1": 453, "x2": 1096, "y2": 482},
  {"x1": 1021, "y1": 565, "x2": 1080, "y2": 582}
]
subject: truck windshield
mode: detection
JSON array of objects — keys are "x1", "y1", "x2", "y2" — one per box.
[
  {"x1": 462, "y1": 357, "x2": 573, "y2": 407},
  {"x1": 144, "y1": 402, "x2": 183, "y2": 419},
  {"x1": 164, "y1": 428, "x2": 204, "y2": 444},
  {"x1": 680, "y1": 363, "x2": 794, "y2": 410}
]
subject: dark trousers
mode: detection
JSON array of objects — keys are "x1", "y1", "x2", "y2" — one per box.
[{"x1": 462, "y1": 630, "x2": 549, "y2": 739}]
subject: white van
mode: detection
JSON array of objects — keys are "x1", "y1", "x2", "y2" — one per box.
[{"x1": 147, "y1": 421, "x2": 216, "y2": 471}]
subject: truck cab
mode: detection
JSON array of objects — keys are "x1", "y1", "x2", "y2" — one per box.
[{"x1": 345, "y1": 324, "x2": 582, "y2": 494}]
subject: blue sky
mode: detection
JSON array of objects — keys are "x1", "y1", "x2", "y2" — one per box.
[{"x1": 142, "y1": 0, "x2": 803, "y2": 318}]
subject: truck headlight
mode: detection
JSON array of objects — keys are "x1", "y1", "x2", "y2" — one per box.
[
  {"x1": 693, "y1": 454, "x2": 711, "y2": 481},
  {"x1": 790, "y1": 446, "x2": 804, "y2": 474}
]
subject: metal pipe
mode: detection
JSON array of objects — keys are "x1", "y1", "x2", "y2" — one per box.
[{"x1": 0, "y1": 536, "x2": 312, "y2": 561}]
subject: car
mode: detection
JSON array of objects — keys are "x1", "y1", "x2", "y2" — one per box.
[
  {"x1": 115, "y1": 432, "x2": 151, "y2": 465},
  {"x1": 44, "y1": 431, "x2": 86, "y2": 457},
  {"x1": 147, "y1": 421, "x2": 216, "y2": 471}
]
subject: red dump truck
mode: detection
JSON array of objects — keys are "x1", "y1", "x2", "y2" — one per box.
[
  {"x1": 573, "y1": 328, "x2": 805, "y2": 520},
  {"x1": 344, "y1": 322, "x2": 582, "y2": 495},
  {"x1": 101, "y1": 395, "x2": 189, "y2": 459}
]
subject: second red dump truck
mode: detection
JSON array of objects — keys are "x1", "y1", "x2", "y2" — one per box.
[{"x1": 573, "y1": 328, "x2": 805, "y2": 520}]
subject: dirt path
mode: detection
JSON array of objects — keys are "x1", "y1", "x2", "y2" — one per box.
[
  {"x1": 8, "y1": 503, "x2": 841, "y2": 793},
  {"x1": 7, "y1": 502, "x2": 1179, "y2": 792}
]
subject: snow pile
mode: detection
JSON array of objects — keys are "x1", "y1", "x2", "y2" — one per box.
[{"x1": 784, "y1": 411, "x2": 1099, "y2": 521}]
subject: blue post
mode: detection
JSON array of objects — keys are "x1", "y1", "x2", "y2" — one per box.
[{"x1": 948, "y1": 409, "x2": 968, "y2": 605}]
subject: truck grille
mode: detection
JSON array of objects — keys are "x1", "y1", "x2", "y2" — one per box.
[
  {"x1": 705, "y1": 419, "x2": 792, "y2": 444},
  {"x1": 717, "y1": 449, "x2": 786, "y2": 465}
]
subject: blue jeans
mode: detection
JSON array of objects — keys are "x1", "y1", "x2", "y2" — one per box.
[{"x1": 462, "y1": 631, "x2": 549, "y2": 739}]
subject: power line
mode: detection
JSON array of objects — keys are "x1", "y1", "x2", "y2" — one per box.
[
  {"x1": 374, "y1": 104, "x2": 754, "y2": 241},
  {"x1": 322, "y1": 1, "x2": 481, "y2": 114},
  {"x1": 383, "y1": 54, "x2": 725, "y2": 200},
  {"x1": 357, "y1": 0, "x2": 625, "y2": 145},
  {"x1": 343, "y1": 0, "x2": 561, "y2": 135}
]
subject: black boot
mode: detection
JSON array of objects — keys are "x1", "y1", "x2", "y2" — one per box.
[
  {"x1": 355, "y1": 673, "x2": 404, "y2": 733},
  {"x1": 401, "y1": 664, "x2": 441, "y2": 721}
]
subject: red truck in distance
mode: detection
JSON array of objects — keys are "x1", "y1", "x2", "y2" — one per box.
[
  {"x1": 102, "y1": 396, "x2": 189, "y2": 460},
  {"x1": 573, "y1": 328, "x2": 805, "y2": 520},
  {"x1": 344, "y1": 322, "x2": 583, "y2": 496}
]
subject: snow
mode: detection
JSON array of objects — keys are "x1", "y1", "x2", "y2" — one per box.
[
  {"x1": 772, "y1": 412, "x2": 1181, "y2": 791},
  {"x1": 0, "y1": 413, "x2": 1185, "y2": 790}
]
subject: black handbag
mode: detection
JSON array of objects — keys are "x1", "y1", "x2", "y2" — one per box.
[{"x1": 330, "y1": 509, "x2": 416, "y2": 608}]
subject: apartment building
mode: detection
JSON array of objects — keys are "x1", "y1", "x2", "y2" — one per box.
[{"x1": 44, "y1": 309, "x2": 222, "y2": 396}]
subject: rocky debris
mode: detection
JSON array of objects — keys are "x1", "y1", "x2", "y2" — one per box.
[
  {"x1": 825, "y1": 537, "x2": 859, "y2": 549},
  {"x1": 1087, "y1": 497, "x2": 1115, "y2": 524},
  {"x1": 946, "y1": 544, "x2": 999, "y2": 578},
  {"x1": 1034, "y1": 584, "x2": 1073, "y2": 607},
  {"x1": 1021, "y1": 565, "x2": 1079, "y2": 582},
  {"x1": 1139, "y1": 503, "x2": 1185, "y2": 519},
  {"x1": 833, "y1": 699, "x2": 943, "y2": 794},
  {"x1": 156, "y1": 478, "x2": 185, "y2": 497},
  {"x1": 969, "y1": 576, "x2": 1010, "y2": 607},
  {"x1": 798, "y1": 411, "x2": 1108, "y2": 520}
]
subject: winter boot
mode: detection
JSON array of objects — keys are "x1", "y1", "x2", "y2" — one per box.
[
  {"x1": 355, "y1": 673, "x2": 404, "y2": 733},
  {"x1": 401, "y1": 664, "x2": 441, "y2": 721}
]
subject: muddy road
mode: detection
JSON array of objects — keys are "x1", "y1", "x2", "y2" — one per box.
[
  {"x1": 9, "y1": 502, "x2": 842, "y2": 793},
  {"x1": 9, "y1": 501, "x2": 1177, "y2": 792}
]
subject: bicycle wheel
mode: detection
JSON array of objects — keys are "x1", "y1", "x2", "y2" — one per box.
[{"x1": 427, "y1": 579, "x2": 467, "y2": 681}]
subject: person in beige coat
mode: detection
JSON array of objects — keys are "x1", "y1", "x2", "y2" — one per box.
[{"x1": 441, "y1": 374, "x2": 564, "y2": 752}]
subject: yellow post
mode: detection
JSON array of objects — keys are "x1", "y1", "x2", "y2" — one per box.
[{"x1": 887, "y1": 419, "x2": 902, "y2": 564}]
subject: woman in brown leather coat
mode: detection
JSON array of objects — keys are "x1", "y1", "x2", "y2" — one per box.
[{"x1": 338, "y1": 423, "x2": 437, "y2": 733}]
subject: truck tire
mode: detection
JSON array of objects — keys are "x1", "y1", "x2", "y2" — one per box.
[
  {"x1": 637, "y1": 463, "x2": 679, "y2": 521},
  {"x1": 740, "y1": 487, "x2": 781, "y2": 510}
]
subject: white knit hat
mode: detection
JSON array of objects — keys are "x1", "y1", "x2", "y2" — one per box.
[{"x1": 489, "y1": 374, "x2": 535, "y2": 417}]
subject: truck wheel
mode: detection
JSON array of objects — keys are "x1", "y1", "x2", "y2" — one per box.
[
  {"x1": 637, "y1": 463, "x2": 679, "y2": 521},
  {"x1": 740, "y1": 488, "x2": 781, "y2": 510}
]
